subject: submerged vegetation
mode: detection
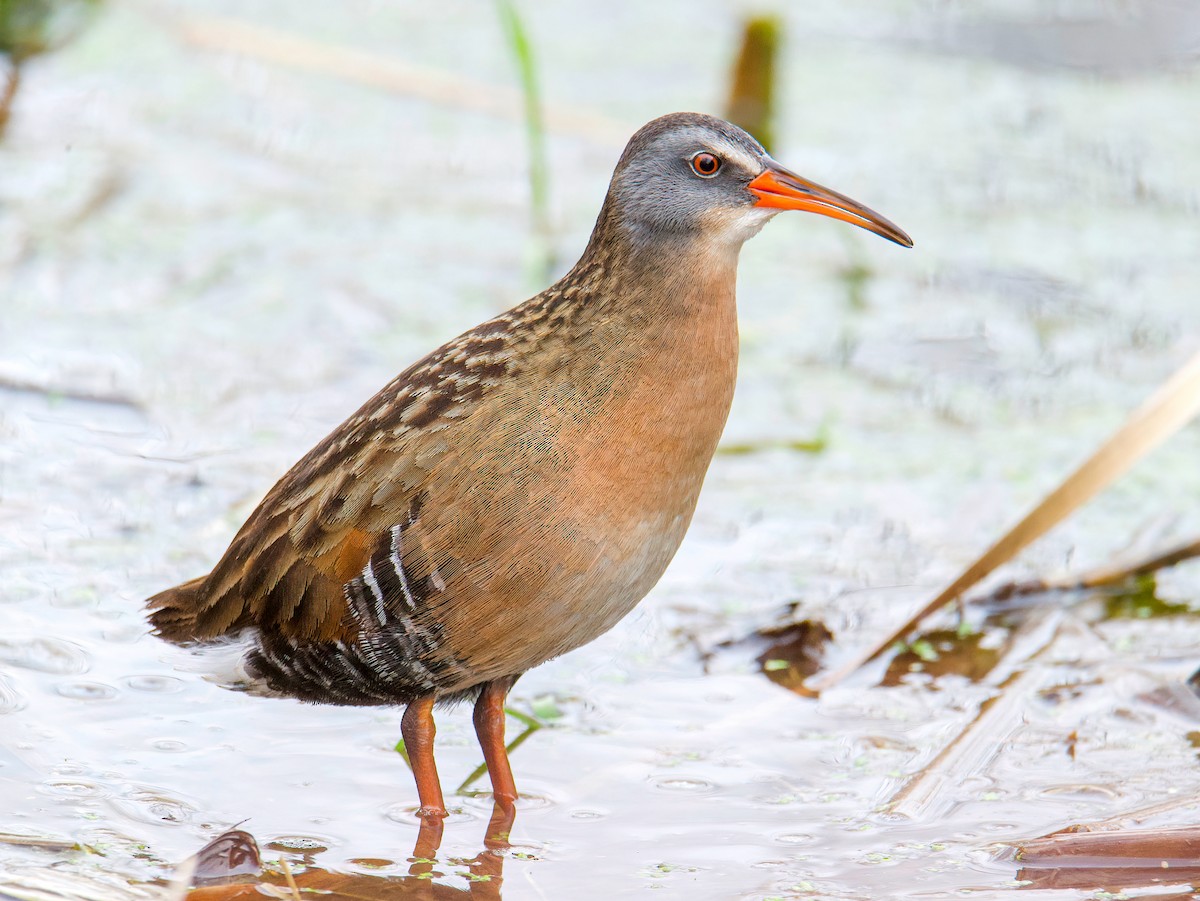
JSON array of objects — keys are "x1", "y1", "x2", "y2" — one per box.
[
  {"x1": 724, "y1": 15, "x2": 781, "y2": 154},
  {"x1": 0, "y1": 0, "x2": 99, "y2": 138},
  {"x1": 494, "y1": 0, "x2": 554, "y2": 284}
]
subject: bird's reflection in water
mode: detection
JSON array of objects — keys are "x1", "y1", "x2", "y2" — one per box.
[
  {"x1": 408, "y1": 802, "x2": 514, "y2": 898},
  {"x1": 186, "y1": 802, "x2": 517, "y2": 900}
]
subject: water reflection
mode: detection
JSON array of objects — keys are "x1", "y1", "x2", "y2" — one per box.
[
  {"x1": 187, "y1": 803, "x2": 517, "y2": 900},
  {"x1": 1016, "y1": 863, "x2": 1200, "y2": 893}
]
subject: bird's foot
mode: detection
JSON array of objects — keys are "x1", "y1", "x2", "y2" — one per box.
[{"x1": 491, "y1": 790, "x2": 518, "y2": 811}]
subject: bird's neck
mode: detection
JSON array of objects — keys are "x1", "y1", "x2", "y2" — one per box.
[
  {"x1": 532, "y1": 216, "x2": 743, "y2": 459},
  {"x1": 571, "y1": 207, "x2": 745, "y2": 324}
]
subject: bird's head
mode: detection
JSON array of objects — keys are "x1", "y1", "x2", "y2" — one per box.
[{"x1": 604, "y1": 112, "x2": 912, "y2": 252}]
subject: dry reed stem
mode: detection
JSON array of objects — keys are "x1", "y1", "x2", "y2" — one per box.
[
  {"x1": 275, "y1": 857, "x2": 301, "y2": 901},
  {"x1": 165, "y1": 854, "x2": 197, "y2": 901},
  {"x1": 960, "y1": 535, "x2": 1200, "y2": 602},
  {"x1": 811, "y1": 347, "x2": 1200, "y2": 694},
  {"x1": 0, "y1": 63, "x2": 20, "y2": 139},
  {"x1": 1039, "y1": 536, "x2": 1200, "y2": 592},
  {"x1": 1015, "y1": 823, "x2": 1200, "y2": 865},
  {"x1": 172, "y1": 13, "x2": 628, "y2": 146}
]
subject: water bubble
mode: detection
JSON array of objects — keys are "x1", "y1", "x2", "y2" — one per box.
[
  {"x1": 0, "y1": 675, "x2": 28, "y2": 714},
  {"x1": 151, "y1": 739, "x2": 187, "y2": 753},
  {"x1": 0, "y1": 638, "x2": 90, "y2": 674},
  {"x1": 268, "y1": 836, "x2": 330, "y2": 854},
  {"x1": 109, "y1": 789, "x2": 197, "y2": 826},
  {"x1": 773, "y1": 833, "x2": 816, "y2": 845},
  {"x1": 651, "y1": 777, "x2": 716, "y2": 793},
  {"x1": 979, "y1": 821, "x2": 1023, "y2": 833},
  {"x1": 569, "y1": 808, "x2": 607, "y2": 820},
  {"x1": 41, "y1": 779, "x2": 106, "y2": 799},
  {"x1": 264, "y1": 859, "x2": 309, "y2": 877},
  {"x1": 383, "y1": 804, "x2": 434, "y2": 826},
  {"x1": 101, "y1": 624, "x2": 148, "y2": 644},
  {"x1": 122, "y1": 675, "x2": 184, "y2": 693},
  {"x1": 54, "y1": 681, "x2": 117, "y2": 700}
]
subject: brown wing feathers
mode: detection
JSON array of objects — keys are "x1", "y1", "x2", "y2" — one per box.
[{"x1": 145, "y1": 315, "x2": 514, "y2": 649}]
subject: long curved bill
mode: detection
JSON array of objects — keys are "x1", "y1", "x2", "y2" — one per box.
[{"x1": 748, "y1": 162, "x2": 913, "y2": 248}]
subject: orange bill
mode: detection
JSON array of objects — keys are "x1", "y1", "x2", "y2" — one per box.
[{"x1": 748, "y1": 163, "x2": 913, "y2": 248}]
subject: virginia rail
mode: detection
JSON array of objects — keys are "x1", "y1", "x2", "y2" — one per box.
[{"x1": 148, "y1": 112, "x2": 911, "y2": 819}]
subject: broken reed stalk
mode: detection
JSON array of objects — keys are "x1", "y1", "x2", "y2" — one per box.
[
  {"x1": 975, "y1": 534, "x2": 1200, "y2": 602},
  {"x1": 0, "y1": 62, "x2": 19, "y2": 138},
  {"x1": 172, "y1": 12, "x2": 627, "y2": 146},
  {"x1": 1014, "y1": 823, "x2": 1200, "y2": 866},
  {"x1": 1045, "y1": 535, "x2": 1200, "y2": 592},
  {"x1": 725, "y1": 15, "x2": 781, "y2": 152},
  {"x1": 888, "y1": 666, "x2": 1047, "y2": 820},
  {"x1": 811, "y1": 346, "x2": 1200, "y2": 694},
  {"x1": 885, "y1": 608, "x2": 1062, "y2": 819}
]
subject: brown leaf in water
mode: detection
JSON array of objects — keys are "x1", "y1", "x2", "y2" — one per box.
[
  {"x1": 880, "y1": 627, "x2": 1001, "y2": 686},
  {"x1": 192, "y1": 830, "x2": 262, "y2": 884},
  {"x1": 754, "y1": 620, "x2": 833, "y2": 697}
]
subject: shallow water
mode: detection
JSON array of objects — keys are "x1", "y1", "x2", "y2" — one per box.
[{"x1": 3, "y1": 1, "x2": 1200, "y2": 898}]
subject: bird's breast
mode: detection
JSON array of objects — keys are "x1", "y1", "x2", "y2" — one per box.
[{"x1": 435, "y1": 276, "x2": 740, "y2": 679}]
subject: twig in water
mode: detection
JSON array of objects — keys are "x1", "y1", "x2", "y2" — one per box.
[{"x1": 888, "y1": 669, "x2": 1040, "y2": 820}]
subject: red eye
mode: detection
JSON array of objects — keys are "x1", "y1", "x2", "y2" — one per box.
[{"x1": 690, "y1": 152, "x2": 721, "y2": 177}]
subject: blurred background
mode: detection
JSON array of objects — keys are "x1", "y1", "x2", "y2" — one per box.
[{"x1": 2, "y1": 2, "x2": 1200, "y2": 899}]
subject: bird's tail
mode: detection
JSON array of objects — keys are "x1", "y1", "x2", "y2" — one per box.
[{"x1": 146, "y1": 575, "x2": 209, "y2": 643}]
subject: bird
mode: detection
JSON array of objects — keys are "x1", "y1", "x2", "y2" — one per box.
[{"x1": 147, "y1": 111, "x2": 912, "y2": 820}]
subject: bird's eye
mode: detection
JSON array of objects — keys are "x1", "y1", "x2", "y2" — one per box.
[{"x1": 690, "y1": 152, "x2": 721, "y2": 178}]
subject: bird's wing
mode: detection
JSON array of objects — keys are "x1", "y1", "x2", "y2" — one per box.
[{"x1": 147, "y1": 318, "x2": 524, "y2": 644}]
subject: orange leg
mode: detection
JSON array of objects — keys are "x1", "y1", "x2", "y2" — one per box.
[
  {"x1": 472, "y1": 677, "x2": 519, "y2": 807},
  {"x1": 401, "y1": 696, "x2": 447, "y2": 819}
]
